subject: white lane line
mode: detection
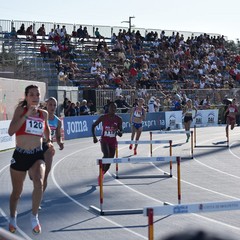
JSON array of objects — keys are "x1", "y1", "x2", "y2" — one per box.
[
  {"x1": 51, "y1": 145, "x2": 147, "y2": 240},
  {"x1": 0, "y1": 165, "x2": 33, "y2": 239},
  {"x1": 0, "y1": 208, "x2": 33, "y2": 240}
]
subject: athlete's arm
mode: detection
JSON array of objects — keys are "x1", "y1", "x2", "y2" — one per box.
[
  {"x1": 92, "y1": 115, "x2": 104, "y2": 143},
  {"x1": 8, "y1": 106, "x2": 25, "y2": 136},
  {"x1": 56, "y1": 119, "x2": 64, "y2": 150}
]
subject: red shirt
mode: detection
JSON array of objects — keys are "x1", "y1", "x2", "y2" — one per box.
[
  {"x1": 101, "y1": 114, "x2": 122, "y2": 147},
  {"x1": 16, "y1": 108, "x2": 46, "y2": 137}
]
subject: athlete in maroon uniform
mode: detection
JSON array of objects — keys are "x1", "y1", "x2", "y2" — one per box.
[
  {"x1": 92, "y1": 102, "x2": 123, "y2": 176},
  {"x1": 225, "y1": 98, "x2": 238, "y2": 137}
]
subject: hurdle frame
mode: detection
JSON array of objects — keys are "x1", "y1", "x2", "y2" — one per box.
[
  {"x1": 150, "y1": 130, "x2": 194, "y2": 159},
  {"x1": 144, "y1": 200, "x2": 240, "y2": 240},
  {"x1": 194, "y1": 125, "x2": 229, "y2": 148},
  {"x1": 89, "y1": 156, "x2": 181, "y2": 216},
  {"x1": 115, "y1": 140, "x2": 173, "y2": 179}
]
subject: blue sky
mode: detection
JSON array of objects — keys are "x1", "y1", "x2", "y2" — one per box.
[{"x1": 1, "y1": 0, "x2": 239, "y2": 42}]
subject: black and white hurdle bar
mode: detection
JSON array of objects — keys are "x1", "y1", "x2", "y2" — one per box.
[
  {"x1": 150, "y1": 130, "x2": 194, "y2": 159},
  {"x1": 89, "y1": 156, "x2": 181, "y2": 216},
  {"x1": 115, "y1": 140, "x2": 173, "y2": 179},
  {"x1": 144, "y1": 200, "x2": 240, "y2": 240}
]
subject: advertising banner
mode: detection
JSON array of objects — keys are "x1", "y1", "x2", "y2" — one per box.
[
  {"x1": 63, "y1": 112, "x2": 166, "y2": 140},
  {"x1": 0, "y1": 120, "x2": 15, "y2": 151}
]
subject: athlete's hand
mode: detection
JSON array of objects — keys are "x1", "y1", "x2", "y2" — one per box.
[
  {"x1": 93, "y1": 136, "x2": 98, "y2": 143},
  {"x1": 116, "y1": 130, "x2": 122, "y2": 137},
  {"x1": 59, "y1": 142, "x2": 64, "y2": 150},
  {"x1": 48, "y1": 142, "x2": 55, "y2": 156}
]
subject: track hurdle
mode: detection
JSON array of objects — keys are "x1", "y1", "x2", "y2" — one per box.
[
  {"x1": 194, "y1": 125, "x2": 229, "y2": 148},
  {"x1": 89, "y1": 156, "x2": 181, "y2": 216},
  {"x1": 150, "y1": 130, "x2": 194, "y2": 159},
  {"x1": 115, "y1": 140, "x2": 173, "y2": 179},
  {"x1": 144, "y1": 200, "x2": 240, "y2": 240},
  {"x1": 0, "y1": 227, "x2": 24, "y2": 240}
]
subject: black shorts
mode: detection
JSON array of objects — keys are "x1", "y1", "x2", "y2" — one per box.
[
  {"x1": 42, "y1": 141, "x2": 49, "y2": 153},
  {"x1": 184, "y1": 115, "x2": 193, "y2": 123},
  {"x1": 10, "y1": 146, "x2": 45, "y2": 172}
]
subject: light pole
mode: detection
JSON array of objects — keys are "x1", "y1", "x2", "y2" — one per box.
[{"x1": 121, "y1": 16, "x2": 135, "y2": 32}]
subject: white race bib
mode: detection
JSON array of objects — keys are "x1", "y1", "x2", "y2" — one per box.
[{"x1": 25, "y1": 117, "x2": 44, "y2": 136}]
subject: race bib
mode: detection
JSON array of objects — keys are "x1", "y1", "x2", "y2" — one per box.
[
  {"x1": 25, "y1": 117, "x2": 44, "y2": 136},
  {"x1": 103, "y1": 127, "x2": 116, "y2": 137},
  {"x1": 50, "y1": 126, "x2": 57, "y2": 137}
]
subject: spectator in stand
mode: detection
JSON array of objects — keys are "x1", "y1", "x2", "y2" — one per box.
[
  {"x1": 148, "y1": 96, "x2": 157, "y2": 113},
  {"x1": 75, "y1": 101, "x2": 80, "y2": 116},
  {"x1": 10, "y1": 27, "x2": 17, "y2": 39},
  {"x1": 40, "y1": 42, "x2": 50, "y2": 58},
  {"x1": 83, "y1": 26, "x2": 90, "y2": 40},
  {"x1": 37, "y1": 24, "x2": 46, "y2": 36},
  {"x1": 123, "y1": 59, "x2": 131, "y2": 72},
  {"x1": 64, "y1": 100, "x2": 71, "y2": 117},
  {"x1": 129, "y1": 65, "x2": 138, "y2": 85},
  {"x1": 103, "y1": 99, "x2": 111, "y2": 113},
  {"x1": 90, "y1": 61, "x2": 98, "y2": 75},
  {"x1": 80, "y1": 100, "x2": 90, "y2": 115},
  {"x1": 67, "y1": 102, "x2": 77, "y2": 116},
  {"x1": 155, "y1": 98, "x2": 161, "y2": 112},
  {"x1": 77, "y1": 25, "x2": 84, "y2": 39},
  {"x1": 115, "y1": 85, "x2": 122, "y2": 97},
  {"x1": 95, "y1": 27, "x2": 104, "y2": 39},
  {"x1": 17, "y1": 24, "x2": 25, "y2": 35},
  {"x1": 87, "y1": 100, "x2": 95, "y2": 114},
  {"x1": 115, "y1": 95, "x2": 130, "y2": 113},
  {"x1": 51, "y1": 42, "x2": 60, "y2": 56},
  {"x1": 48, "y1": 29, "x2": 55, "y2": 40},
  {"x1": 163, "y1": 95, "x2": 172, "y2": 111},
  {"x1": 200, "y1": 95, "x2": 211, "y2": 109},
  {"x1": 26, "y1": 25, "x2": 33, "y2": 36}
]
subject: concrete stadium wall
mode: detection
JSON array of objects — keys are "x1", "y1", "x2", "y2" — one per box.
[{"x1": 0, "y1": 78, "x2": 46, "y2": 120}]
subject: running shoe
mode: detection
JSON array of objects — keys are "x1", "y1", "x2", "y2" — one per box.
[
  {"x1": 9, "y1": 216, "x2": 17, "y2": 233},
  {"x1": 31, "y1": 214, "x2": 41, "y2": 235},
  {"x1": 129, "y1": 144, "x2": 133, "y2": 150},
  {"x1": 9, "y1": 223, "x2": 17, "y2": 233},
  {"x1": 134, "y1": 148, "x2": 137, "y2": 155}
]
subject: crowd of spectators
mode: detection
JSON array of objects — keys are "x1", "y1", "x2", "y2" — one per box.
[{"x1": 4, "y1": 22, "x2": 240, "y2": 112}]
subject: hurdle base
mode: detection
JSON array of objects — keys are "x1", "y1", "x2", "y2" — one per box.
[
  {"x1": 113, "y1": 172, "x2": 172, "y2": 179},
  {"x1": 194, "y1": 145, "x2": 228, "y2": 148},
  {"x1": 89, "y1": 205, "x2": 143, "y2": 215}
]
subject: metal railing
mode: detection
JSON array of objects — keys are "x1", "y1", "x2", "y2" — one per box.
[{"x1": 0, "y1": 19, "x2": 224, "y2": 40}]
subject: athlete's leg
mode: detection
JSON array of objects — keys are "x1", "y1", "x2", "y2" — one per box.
[
  {"x1": 9, "y1": 168, "x2": 26, "y2": 232},
  {"x1": 10, "y1": 169, "x2": 26, "y2": 217},
  {"x1": 30, "y1": 160, "x2": 45, "y2": 216},
  {"x1": 130, "y1": 126, "x2": 136, "y2": 149},
  {"x1": 43, "y1": 147, "x2": 54, "y2": 192},
  {"x1": 101, "y1": 142, "x2": 111, "y2": 173},
  {"x1": 134, "y1": 127, "x2": 142, "y2": 150}
]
